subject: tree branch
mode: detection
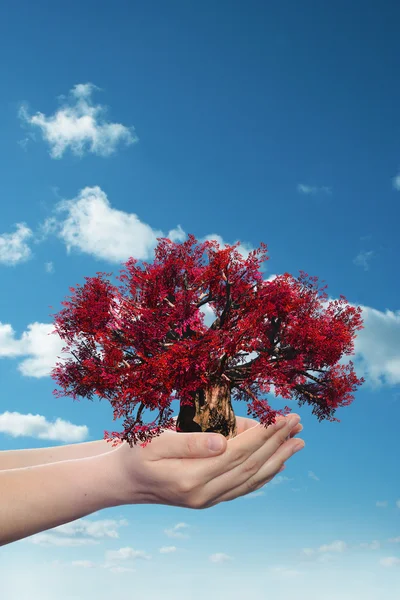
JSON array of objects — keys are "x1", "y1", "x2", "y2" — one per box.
[
  {"x1": 219, "y1": 275, "x2": 232, "y2": 328},
  {"x1": 298, "y1": 370, "x2": 329, "y2": 387}
]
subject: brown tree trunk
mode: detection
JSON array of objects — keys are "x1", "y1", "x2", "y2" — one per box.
[{"x1": 176, "y1": 382, "x2": 237, "y2": 439}]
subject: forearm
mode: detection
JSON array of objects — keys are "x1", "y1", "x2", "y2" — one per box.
[
  {"x1": 0, "y1": 451, "x2": 124, "y2": 546},
  {"x1": 0, "y1": 440, "x2": 113, "y2": 471}
]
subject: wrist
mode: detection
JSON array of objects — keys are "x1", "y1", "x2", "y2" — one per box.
[{"x1": 99, "y1": 445, "x2": 138, "y2": 507}]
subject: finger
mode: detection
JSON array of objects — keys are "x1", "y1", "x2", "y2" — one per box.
[
  {"x1": 207, "y1": 437, "x2": 305, "y2": 507},
  {"x1": 230, "y1": 414, "x2": 301, "y2": 466},
  {"x1": 146, "y1": 428, "x2": 227, "y2": 460},
  {"x1": 160, "y1": 415, "x2": 301, "y2": 461},
  {"x1": 192, "y1": 416, "x2": 302, "y2": 505},
  {"x1": 285, "y1": 423, "x2": 303, "y2": 441},
  {"x1": 190, "y1": 413, "x2": 300, "y2": 487}
]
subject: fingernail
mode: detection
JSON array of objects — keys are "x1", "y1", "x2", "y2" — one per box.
[
  {"x1": 293, "y1": 441, "x2": 305, "y2": 453},
  {"x1": 207, "y1": 435, "x2": 224, "y2": 452},
  {"x1": 288, "y1": 415, "x2": 300, "y2": 428}
]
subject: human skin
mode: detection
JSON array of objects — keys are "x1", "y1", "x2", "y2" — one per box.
[
  {"x1": 0, "y1": 415, "x2": 302, "y2": 470},
  {"x1": 0, "y1": 414, "x2": 303, "y2": 546}
]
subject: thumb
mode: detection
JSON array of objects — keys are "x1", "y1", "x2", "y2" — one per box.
[
  {"x1": 148, "y1": 430, "x2": 227, "y2": 459},
  {"x1": 206, "y1": 434, "x2": 227, "y2": 453}
]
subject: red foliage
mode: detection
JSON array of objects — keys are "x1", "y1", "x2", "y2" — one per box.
[{"x1": 50, "y1": 235, "x2": 364, "y2": 447}]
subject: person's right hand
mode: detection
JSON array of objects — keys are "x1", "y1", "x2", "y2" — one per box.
[
  {"x1": 235, "y1": 414, "x2": 303, "y2": 437},
  {"x1": 109, "y1": 413, "x2": 304, "y2": 510}
]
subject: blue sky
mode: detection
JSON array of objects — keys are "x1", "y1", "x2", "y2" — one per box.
[{"x1": 1, "y1": 1, "x2": 400, "y2": 598}]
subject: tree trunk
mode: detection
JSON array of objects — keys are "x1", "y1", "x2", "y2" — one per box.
[{"x1": 176, "y1": 382, "x2": 237, "y2": 439}]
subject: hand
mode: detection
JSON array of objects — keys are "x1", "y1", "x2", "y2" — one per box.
[{"x1": 109, "y1": 414, "x2": 304, "y2": 510}]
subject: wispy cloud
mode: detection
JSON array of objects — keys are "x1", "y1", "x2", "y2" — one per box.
[
  {"x1": 297, "y1": 183, "x2": 332, "y2": 196},
  {"x1": 27, "y1": 518, "x2": 128, "y2": 547},
  {"x1": 0, "y1": 411, "x2": 88, "y2": 442},
  {"x1": 392, "y1": 174, "x2": 400, "y2": 190},
  {"x1": 380, "y1": 556, "x2": 400, "y2": 567},
  {"x1": 28, "y1": 533, "x2": 99, "y2": 547},
  {"x1": 19, "y1": 83, "x2": 137, "y2": 158},
  {"x1": 359, "y1": 540, "x2": 381, "y2": 550},
  {"x1": 308, "y1": 471, "x2": 320, "y2": 481},
  {"x1": 376, "y1": 500, "x2": 388, "y2": 508},
  {"x1": 353, "y1": 250, "x2": 374, "y2": 271},
  {"x1": 209, "y1": 553, "x2": 234, "y2": 563},
  {"x1": 55, "y1": 518, "x2": 128, "y2": 539},
  {"x1": 105, "y1": 547, "x2": 151, "y2": 562},
  {"x1": 270, "y1": 475, "x2": 293, "y2": 486},
  {"x1": 0, "y1": 223, "x2": 33, "y2": 266},
  {"x1": 164, "y1": 522, "x2": 190, "y2": 539},
  {"x1": 301, "y1": 539, "x2": 347, "y2": 557},
  {"x1": 44, "y1": 261, "x2": 54, "y2": 273},
  {"x1": 159, "y1": 546, "x2": 178, "y2": 554}
]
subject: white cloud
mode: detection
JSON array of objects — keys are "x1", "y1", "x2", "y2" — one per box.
[
  {"x1": 209, "y1": 553, "x2": 233, "y2": 563},
  {"x1": 302, "y1": 540, "x2": 347, "y2": 558},
  {"x1": 54, "y1": 518, "x2": 128, "y2": 539},
  {"x1": 353, "y1": 250, "x2": 374, "y2": 271},
  {"x1": 159, "y1": 546, "x2": 178, "y2": 554},
  {"x1": 392, "y1": 174, "x2": 400, "y2": 190},
  {"x1": 0, "y1": 223, "x2": 33, "y2": 266},
  {"x1": 19, "y1": 83, "x2": 137, "y2": 158},
  {"x1": 246, "y1": 490, "x2": 266, "y2": 498},
  {"x1": 41, "y1": 186, "x2": 185, "y2": 263},
  {"x1": 26, "y1": 517, "x2": 128, "y2": 548},
  {"x1": 0, "y1": 321, "x2": 68, "y2": 377},
  {"x1": 105, "y1": 547, "x2": 151, "y2": 562},
  {"x1": 45, "y1": 261, "x2": 54, "y2": 273},
  {"x1": 36, "y1": 186, "x2": 255, "y2": 265},
  {"x1": 379, "y1": 556, "x2": 400, "y2": 567},
  {"x1": 388, "y1": 536, "x2": 400, "y2": 543},
  {"x1": 0, "y1": 411, "x2": 88, "y2": 442},
  {"x1": 28, "y1": 532, "x2": 99, "y2": 546},
  {"x1": 108, "y1": 566, "x2": 135, "y2": 574},
  {"x1": 270, "y1": 475, "x2": 293, "y2": 486},
  {"x1": 297, "y1": 184, "x2": 332, "y2": 195},
  {"x1": 359, "y1": 540, "x2": 380, "y2": 550},
  {"x1": 376, "y1": 501, "x2": 388, "y2": 508},
  {"x1": 71, "y1": 561, "x2": 96, "y2": 568},
  {"x1": 354, "y1": 306, "x2": 400, "y2": 386},
  {"x1": 200, "y1": 233, "x2": 254, "y2": 260},
  {"x1": 164, "y1": 522, "x2": 190, "y2": 539},
  {"x1": 308, "y1": 471, "x2": 320, "y2": 481},
  {"x1": 318, "y1": 540, "x2": 347, "y2": 553}
]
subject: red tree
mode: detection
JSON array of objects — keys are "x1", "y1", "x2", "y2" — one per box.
[{"x1": 50, "y1": 235, "x2": 364, "y2": 448}]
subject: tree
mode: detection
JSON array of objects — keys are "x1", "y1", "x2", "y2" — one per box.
[{"x1": 50, "y1": 235, "x2": 364, "y2": 448}]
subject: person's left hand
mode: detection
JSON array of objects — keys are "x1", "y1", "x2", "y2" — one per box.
[{"x1": 108, "y1": 414, "x2": 304, "y2": 510}]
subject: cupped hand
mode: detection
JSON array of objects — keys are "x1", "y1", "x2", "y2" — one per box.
[{"x1": 109, "y1": 414, "x2": 304, "y2": 510}]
